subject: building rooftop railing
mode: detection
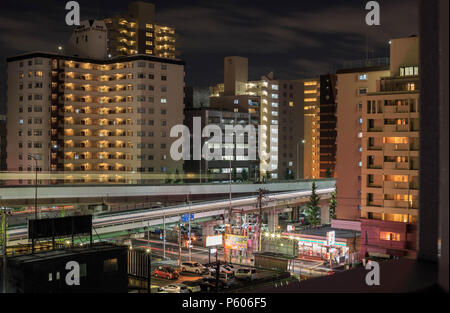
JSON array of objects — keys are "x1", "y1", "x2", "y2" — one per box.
[{"x1": 341, "y1": 57, "x2": 390, "y2": 70}]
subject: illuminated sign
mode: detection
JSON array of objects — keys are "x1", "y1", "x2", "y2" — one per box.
[
  {"x1": 327, "y1": 231, "x2": 336, "y2": 246},
  {"x1": 206, "y1": 234, "x2": 223, "y2": 247},
  {"x1": 224, "y1": 235, "x2": 248, "y2": 251}
]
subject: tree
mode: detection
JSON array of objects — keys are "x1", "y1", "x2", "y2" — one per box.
[
  {"x1": 305, "y1": 182, "x2": 321, "y2": 226},
  {"x1": 175, "y1": 169, "x2": 183, "y2": 184},
  {"x1": 241, "y1": 169, "x2": 249, "y2": 182},
  {"x1": 0, "y1": 211, "x2": 8, "y2": 247},
  {"x1": 284, "y1": 168, "x2": 294, "y2": 180},
  {"x1": 329, "y1": 185, "x2": 337, "y2": 222},
  {"x1": 232, "y1": 168, "x2": 237, "y2": 182}
]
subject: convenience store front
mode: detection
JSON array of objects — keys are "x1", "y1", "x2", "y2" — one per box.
[{"x1": 282, "y1": 230, "x2": 357, "y2": 264}]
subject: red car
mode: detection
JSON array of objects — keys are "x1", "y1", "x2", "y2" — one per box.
[{"x1": 153, "y1": 266, "x2": 179, "y2": 280}]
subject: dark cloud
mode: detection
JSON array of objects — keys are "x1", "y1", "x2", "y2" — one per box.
[{"x1": 0, "y1": 0, "x2": 419, "y2": 113}]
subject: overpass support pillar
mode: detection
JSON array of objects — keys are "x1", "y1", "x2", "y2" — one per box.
[
  {"x1": 320, "y1": 204, "x2": 330, "y2": 225},
  {"x1": 268, "y1": 209, "x2": 279, "y2": 232}
]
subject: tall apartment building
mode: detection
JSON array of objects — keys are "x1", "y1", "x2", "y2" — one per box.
[
  {"x1": 183, "y1": 107, "x2": 260, "y2": 181},
  {"x1": 301, "y1": 79, "x2": 320, "y2": 179},
  {"x1": 334, "y1": 36, "x2": 419, "y2": 259},
  {"x1": 335, "y1": 64, "x2": 389, "y2": 221},
  {"x1": 104, "y1": 1, "x2": 177, "y2": 59},
  {"x1": 361, "y1": 36, "x2": 419, "y2": 258},
  {"x1": 210, "y1": 57, "x2": 304, "y2": 180},
  {"x1": 319, "y1": 74, "x2": 337, "y2": 178},
  {"x1": 6, "y1": 52, "x2": 185, "y2": 184}
]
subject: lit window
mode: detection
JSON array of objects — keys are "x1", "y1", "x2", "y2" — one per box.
[
  {"x1": 289, "y1": 101, "x2": 294, "y2": 107},
  {"x1": 379, "y1": 231, "x2": 401, "y2": 241},
  {"x1": 161, "y1": 98, "x2": 167, "y2": 103},
  {"x1": 234, "y1": 99, "x2": 239, "y2": 104},
  {"x1": 359, "y1": 74, "x2": 367, "y2": 80}
]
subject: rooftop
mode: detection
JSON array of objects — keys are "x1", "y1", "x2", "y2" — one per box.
[{"x1": 292, "y1": 226, "x2": 360, "y2": 239}]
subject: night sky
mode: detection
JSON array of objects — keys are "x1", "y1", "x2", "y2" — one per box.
[{"x1": 0, "y1": 0, "x2": 419, "y2": 113}]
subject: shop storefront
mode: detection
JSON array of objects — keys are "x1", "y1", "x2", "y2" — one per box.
[{"x1": 282, "y1": 227, "x2": 360, "y2": 265}]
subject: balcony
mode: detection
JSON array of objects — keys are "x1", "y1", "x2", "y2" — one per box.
[
  {"x1": 384, "y1": 162, "x2": 410, "y2": 170},
  {"x1": 385, "y1": 143, "x2": 409, "y2": 152},
  {"x1": 384, "y1": 124, "x2": 410, "y2": 132},
  {"x1": 384, "y1": 105, "x2": 411, "y2": 113},
  {"x1": 384, "y1": 181, "x2": 410, "y2": 190}
]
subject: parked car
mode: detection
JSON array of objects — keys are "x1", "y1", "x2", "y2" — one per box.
[
  {"x1": 204, "y1": 271, "x2": 235, "y2": 285},
  {"x1": 181, "y1": 261, "x2": 205, "y2": 274},
  {"x1": 196, "y1": 277, "x2": 224, "y2": 291},
  {"x1": 153, "y1": 266, "x2": 179, "y2": 280},
  {"x1": 235, "y1": 268, "x2": 257, "y2": 281},
  {"x1": 180, "y1": 281, "x2": 202, "y2": 293},
  {"x1": 206, "y1": 265, "x2": 233, "y2": 275},
  {"x1": 222, "y1": 264, "x2": 239, "y2": 273},
  {"x1": 157, "y1": 284, "x2": 189, "y2": 293}
]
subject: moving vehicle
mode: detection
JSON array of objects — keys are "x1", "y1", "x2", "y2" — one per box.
[
  {"x1": 235, "y1": 268, "x2": 257, "y2": 281},
  {"x1": 153, "y1": 266, "x2": 179, "y2": 280},
  {"x1": 157, "y1": 284, "x2": 189, "y2": 293},
  {"x1": 181, "y1": 261, "x2": 205, "y2": 274}
]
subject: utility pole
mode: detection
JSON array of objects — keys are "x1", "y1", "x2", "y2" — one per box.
[
  {"x1": 178, "y1": 215, "x2": 182, "y2": 266},
  {"x1": 146, "y1": 221, "x2": 152, "y2": 293},
  {"x1": 163, "y1": 214, "x2": 166, "y2": 259},
  {"x1": 226, "y1": 159, "x2": 232, "y2": 263},
  {"x1": 188, "y1": 198, "x2": 192, "y2": 262},
  {"x1": 28, "y1": 154, "x2": 38, "y2": 220},
  {"x1": 257, "y1": 188, "x2": 268, "y2": 252},
  {"x1": 1, "y1": 208, "x2": 7, "y2": 293}
]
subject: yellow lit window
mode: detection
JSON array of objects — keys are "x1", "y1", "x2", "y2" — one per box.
[
  {"x1": 146, "y1": 41, "x2": 153, "y2": 46},
  {"x1": 145, "y1": 50, "x2": 153, "y2": 54},
  {"x1": 379, "y1": 232, "x2": 400, "y2": 241},
  {"x1": 146, "y1": 24, "x2": 153, "y2": 29},
  {"x1": 304, "y1": 98, "x2": 316, "y2": 102},
  {"x1": 304, "y1": 81, "x2": 317, "y2": 86},
  {"x1": 304, "y1": 90, "x2": 316, "y2": 94},
  {"x1": 289, "y1": 101, "x2": 294, "y2": 107},
  {"x1": 146, "y1": 32, "x2": 153, "y2": 37}
]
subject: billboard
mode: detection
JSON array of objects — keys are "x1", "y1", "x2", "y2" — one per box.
[
  {"x1": 28, "y1": 215, "x2": 92, "y2": 240},
  {"x1": 205, "y1": 234, "x2": 223, "y2": 247},
  {"x1": 327, "y1": 231, "x2": 336, "y2": 246},
  {"x1": 224, "y1": 235, "x2": 248, "y2": 251}
]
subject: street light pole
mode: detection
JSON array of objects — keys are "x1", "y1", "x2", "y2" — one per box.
[
  {"x1": 27, "y1": 154, "x2": 38, "y2": 220},
  {"x1": 296, "y1": 139, "x2": 304, "y2": 180}
]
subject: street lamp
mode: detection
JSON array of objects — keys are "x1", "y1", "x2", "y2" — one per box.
[
  {"x1": 27, "y1": 154, "x2": 39, "y2": 220},
  {"x1": 296, "y1": 139, "x2": 305, "y2": 180}
]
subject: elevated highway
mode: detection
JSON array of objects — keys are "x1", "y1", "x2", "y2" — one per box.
[
  {"x1": 0, "y1": 179, "x2": 335, "y2": 207},
  {"x1": 6, "y1": 186, "x2": 335, "y2": 245}
]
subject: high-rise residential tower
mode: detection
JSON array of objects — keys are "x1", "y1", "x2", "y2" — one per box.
[
  {"x1": 360, "y1": 36, "x2": 419, "y2": 258},
  {"x1": 334, "y1": 36, "x2": 419, "y2": 259},
  {"x1": 210, "y1": 57, "x2": 304, "y2": 180},
  {"x1": 104, "y1": 1, "x2": 177, "y2": 59},
  {"x1": 6, "y1": 52, "x2": 185, "y2": 184}
]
